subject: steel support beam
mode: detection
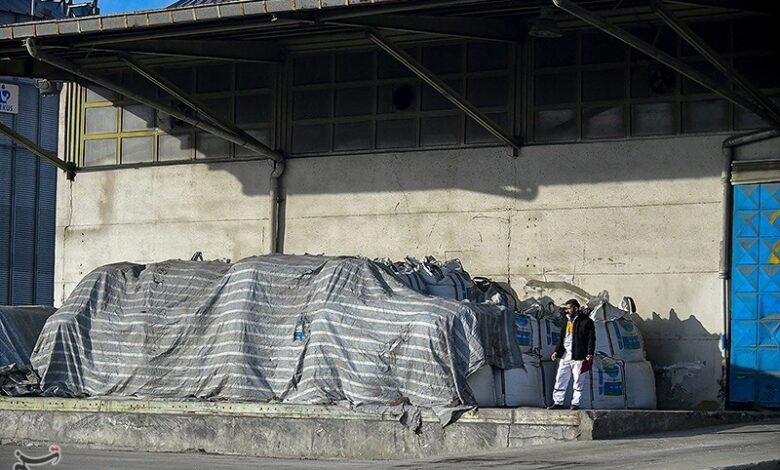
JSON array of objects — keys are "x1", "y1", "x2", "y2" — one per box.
[
  {"x1": 552, "y1": 0, "x2": 780, "y2": 129},
  {"x1": 118, "y1": 53, "x2": 267, "y2": 153},
  {"x1": 327, "y1": 14, "x2": 523, "y2": 43},
  {"x1": 0, "y1": 120, "x2": 75, "y2": 178},
  {"x1": 654, "y1": 2, "x2": 780, "y2": 128},
  {"x1": 366, "y1": 29, "x2": 523, "y2": 154},
  {"x1": 25, "y1": 39, "x2": 284, "y2": 164},
  {"x1": 75, "y1": 39, "x2": 282, "y2": 63}
]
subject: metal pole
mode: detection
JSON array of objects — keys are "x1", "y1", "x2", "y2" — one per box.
[
  {"x1": 367, "y1": 29, "x2": 523, "y2": 154},
  {"x1": 654, "y1": 2, "x2": 780, "y2": 129},
  {"x1": 0, "y1": 120, "x2": 75, "y2": 177},
  {"x1": 25, "y1": 39, "x2": 284, "y2": 163},
  {"x1": 552, "y1": 0, "x2": 780, "y2": 128}
]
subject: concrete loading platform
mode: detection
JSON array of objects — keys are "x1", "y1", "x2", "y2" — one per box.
[{"x1": 0, "y1": 398, "x2": 776, "y2": 460}]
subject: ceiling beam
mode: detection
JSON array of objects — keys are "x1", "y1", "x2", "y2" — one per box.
[
  {"x1": 326, "y1": 14, "x2": 524, "y2": 43},
  {"x1": 70, "y1": 39, "x2": 282, "y2": 63}
]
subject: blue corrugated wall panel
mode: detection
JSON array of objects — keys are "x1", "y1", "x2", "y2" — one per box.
[
  {"x1": 0, "y1": 78, "x2": 58, "y2": 306},
  {"x1": 731, "y1": 183, "x2": 780, "y2": 409}
]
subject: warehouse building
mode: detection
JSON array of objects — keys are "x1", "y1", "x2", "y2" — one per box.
[
  {"x1": 0, "y1": 0, "x2": 97, "y2": 306},
  {"x1": 0, "y1": 0, "x2": 778, "y2": 411}
]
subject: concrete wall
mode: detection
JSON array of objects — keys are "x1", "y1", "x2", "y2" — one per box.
[{"x1": 55, "y1": 133, "x2": 734, "y2": 409}]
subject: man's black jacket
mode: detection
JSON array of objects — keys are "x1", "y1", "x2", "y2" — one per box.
[{"x1": 555, "y1": 313, "x2": 596, "y2": 361}]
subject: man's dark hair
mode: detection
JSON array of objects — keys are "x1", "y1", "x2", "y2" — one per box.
[{"x1": 564, "y1": 299, "x2": 580, "y2": 309}]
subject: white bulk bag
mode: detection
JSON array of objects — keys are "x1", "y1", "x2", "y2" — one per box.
[
  {"x1": 590, "y1": 301, "x2": 645, "y2": 362},
  {"x1": 589, "y1": 354, "x2": 627, "y2": 409},
  {"x1": 624, "y1": 360, "x2": 657, "y2": 409},
  {"x1": 537, "y1": 314, "x2": 563, "y2": 359},
  {"x1": 514, "y1": 314, "x2": 538, "y2": 354},
  {"x1": 467, "y1": 364, "x2": 497, "y2": 407},
  {"x1": 494, "y1": 353, "x2": 545, "y2": 407},
  {"x1": 418, "y1": 257, "x2": 474, "y2": 301}
]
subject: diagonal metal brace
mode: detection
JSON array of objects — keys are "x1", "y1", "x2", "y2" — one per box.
[
  {"x1": 552, "y1": 0, "x2": 780, "y2": 129},
  {"x1": 366, "y1": 29, "x2": 523, "y2": 155},
  {"x1": 118, "y1": 53, "x2": 267, "y2": 154},
  {"x1": 24, "y1": 39, "x2": 284, "y2": 163},
  {"x1": 0, "y1": 120, "x2": 76, "y2": 179},
  {"x1": 653, "y1": 2, "x2": 780, "y2": 128}
]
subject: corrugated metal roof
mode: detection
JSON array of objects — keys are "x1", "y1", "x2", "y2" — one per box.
[
  {"x1": 168, "y1": 0, "x2": 229, "y2": 7},
  {"x1": 0, "y1": 0, "x2": 96, "y2": 19}
]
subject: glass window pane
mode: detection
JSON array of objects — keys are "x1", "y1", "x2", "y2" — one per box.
[
  {"x1": 377, "y1": 83, "x2": 418, "y2": 114},
  {"x1": 421, "y1": 80, "x2": 461, "y2": 111},
  {"x1": 421, "y1": 114, "x2": 460, "y2": 146},
  {"x1": 682, "y1": 99, "x2": 728, "y2": 133},
  {"x1": 335, "y1": 87, "x2": 373, "y2": 117},
  {"x1": 122, "y1": 105, "x2": 155, "y2": 132},
  {"x1": 196, "y1": 133, "x2": 231, "y2": 159},
  {"x1": 334, "y1": 122, "x2": 372, "y2": 151},
  {"x1": 534, "y1": 35, "x2": 577, "y2": 68},
  {"x1": 235, "y1": 129, "x2": 273, "y2": 157},
  {"x1": 378, "y1": 48, "x2": 418, "y2": 79},
  {"x1": 292, "y1": 124, "x2": 331, "y2": 154},
  {"x1": 336, "y1": 51, "x2": 373, "y2": 82},
  {"x1": 631, "y1": 63, "x2": 676, "y2": 98},
  {"x1": 84, "y1": 139, "x2": 117, "y2": 166},
  {"x1": 632, "y1": 102, "x2": 676, "y2": 136},
  {"x1": 535, "y1": 72, "x2": 576, "y2": 105},
  {"x1": 468, "y1": 76, "x2": 509, "y2": 108},
  {"x1": 376, "y1": 119, "x2": 416, "y2": 149},
  {"x1": 735, "y1": 96, "x2": 779, "y2": 130},
  {"x1": 294, "y1": 55, "x2": 332, "y2": 85},
  {"x1": 582, "y1": 32, "x2": 626, "y2": 64},
  {"x1": 236, "y1": 63, "x2": 274, "y2": 90},
  {"x1": 534, "y1": 108, "x2": 576, "y2": 142},
  {"x1": 86, "y1": 85, "x2": 117, "y2": 102},
  {"x1": 629, "y1": 26, "x2": 676, "y2": 61},
  {"x1": 468, "y1": 42, "x2": 508, "y2": 72},
  {"x1": 466, "y1": 112, "x2": 507, "y2": 144},
  {"x1": 582, "y1": 68, "x2": 626, "y2": 102},
  {"x1": 85, "y1": 106, "x2": 117, "y2": 134},
  {"x1": 121, "y1": 136, "x2": 153, "y2": 164},
  {"x1": 159, "y1": 67, "x2": 195, "y2": 94},
  {"x1": 159, "y1": 134, "x2": 194, "y2": 161},
  {"x1": 200, "y1": 97, "x2": 233, "y2": 123},
  {"x1": 197, "y1": 64, "x2": 234, "y2": 93},
  {"x1": 293, "y1": 89, "x2": 331, "y2": 120},
  {"x1": 235, "y1": 94, "x2": 273, "y2": 124},
  {"x1": 734, "y1": 18, "x2": 779, "y2": 52},
  {"x1": 734, "y1": 56, "x2": 780, "y2": 90},
  {"x1": 583, "y1": 106, "x2": 625, "y2": 139},
  {"x1": 422, "y1": 44, "x2": 462, "y2": 74},
  {"x1": 681, "y1": 21, "x2": 730, "y2": 56}
]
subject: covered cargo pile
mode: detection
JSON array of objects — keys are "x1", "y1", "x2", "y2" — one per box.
[
  {"x1": 0, "y1": 305, "x2": 56, "y2": 396},
  {"x1": 29, "y1": 255, "x2": 522, "y2": 425}
]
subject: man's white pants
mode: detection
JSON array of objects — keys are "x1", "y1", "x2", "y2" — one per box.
[{"x1": 553, "y1": 359, "x2": 587, "y2": 406}]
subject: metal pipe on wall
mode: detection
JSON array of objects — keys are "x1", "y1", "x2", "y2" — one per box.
[{"x1": 269, "y1": 161, "x2": 285, "y2": 254}]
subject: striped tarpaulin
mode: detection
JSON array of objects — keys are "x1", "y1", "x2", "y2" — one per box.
[{"x1": 30, "y1": 255, "x2": 521, "y2": 424}]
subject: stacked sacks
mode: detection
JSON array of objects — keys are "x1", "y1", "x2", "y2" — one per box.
[
  {"x1": 374, "y1": 258, "x2": 428, "y2": 294},
  {"x1": 416, "y1": 257, "x2": 474, "y2": 301},
  {"x1": 589, "y1": 296, "x2": 656, "y2": 409}
]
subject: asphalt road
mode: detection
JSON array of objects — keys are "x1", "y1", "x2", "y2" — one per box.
[{"x1": 2, "y1": 421, "x2": 779, "y2": 469}]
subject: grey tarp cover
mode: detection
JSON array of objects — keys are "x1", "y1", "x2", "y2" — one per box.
[
  {"x1": 0, "y1": 305, "x2": 57, "y2": 395},
  {"x1": 30, "y1": 255, "x2": 521, "y2": 425}
]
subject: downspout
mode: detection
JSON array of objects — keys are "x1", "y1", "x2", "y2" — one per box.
[
  {"x1": 269, "y1": 160, "x2": 285, "y2": 254},
  {"x1": 720, "y1": 127, "x2": 780, "y2": 408}
]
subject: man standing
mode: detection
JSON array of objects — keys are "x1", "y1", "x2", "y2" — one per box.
[{"x1": 547, "y1": 299, "x2": 595, "y2": 410}]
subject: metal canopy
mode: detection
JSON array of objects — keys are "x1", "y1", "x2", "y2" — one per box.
[{"x1": 0, "y1": 0, "x2": 774, "y2": 174}]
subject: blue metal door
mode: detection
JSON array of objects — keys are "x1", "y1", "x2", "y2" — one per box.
[{"x1": 731, "y1": 183, "x2": 780, "y2": 408}]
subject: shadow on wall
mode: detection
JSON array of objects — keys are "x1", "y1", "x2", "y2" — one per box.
[
  {"x1": 632, "y1": 309, "x2": 724, "y2": 411},
  {"x1": 204, "y1": 135, "x2": 724, "y2": 200}
]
